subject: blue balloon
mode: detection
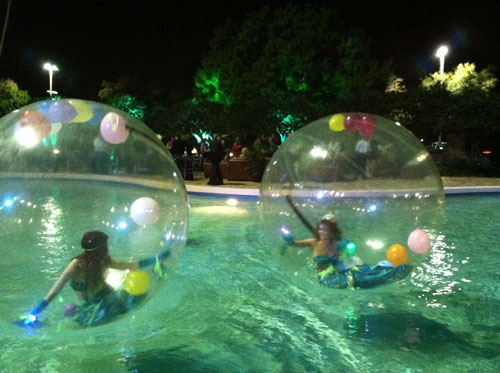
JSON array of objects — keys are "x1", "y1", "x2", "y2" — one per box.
[
  {"x1": 87, "y1": 102, "x2": 105, "y2": 125},
  {"x1": 37, "y1": 101, "x2": 51, "y2": 117}
]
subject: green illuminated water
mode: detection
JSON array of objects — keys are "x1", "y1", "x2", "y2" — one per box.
[{"x1": 1, "y1": 179, "x2": 499, "y2": 372}]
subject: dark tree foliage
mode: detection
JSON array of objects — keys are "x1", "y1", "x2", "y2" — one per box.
[{"x1": 193, "y1": 4, "x2": 392, "y2": 136}]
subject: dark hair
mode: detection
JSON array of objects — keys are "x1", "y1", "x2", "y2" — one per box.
[
  {"x1": 76, "y1": 231, "x2": 111, "y2": 292},
  {"x1": 315, "y1": 219, "x2": 342, "y2": 241}
]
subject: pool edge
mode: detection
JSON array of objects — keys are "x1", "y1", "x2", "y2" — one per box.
[{"x1": 186, "y1": 184, "x2": 500, "y2": 198}]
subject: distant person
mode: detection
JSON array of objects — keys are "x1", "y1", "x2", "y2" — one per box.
[
  {"x1": 92, "y1": 136, "x2": 109, "y2": 174},
  {"x1": 206, "y1": 135, "x2": 225, "y2": 185},
  {"x1": 354, "y1": 139, "x2": 371, "y2": 178},
  {"x1": 231, "y1": 136, "x2": 243, "y2": 158},
  {"x1": 170, "y1": 136, "x2": 184, "y2": 156}
]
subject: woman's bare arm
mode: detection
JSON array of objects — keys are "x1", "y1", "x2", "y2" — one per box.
[
  {"x1": 43, "y1": 259, "x2": 78, "y2": 303},
  {"x1": 290, "y1": 238, "x2": 316, "y2": 248}
]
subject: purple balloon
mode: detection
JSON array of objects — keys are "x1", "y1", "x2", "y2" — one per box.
[
  {"x1": 100, "y1": 112, "x2": 129, "y2": 144},
  {"x1": 63, "y1": 302, "x2": 77, "y2": 317},
  {"x1": 48, "y1": 100, "x2": 77, "y2": 123}
]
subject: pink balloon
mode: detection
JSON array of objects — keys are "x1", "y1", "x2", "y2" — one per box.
[
  {"x1": 408, "y1": 228, "x2": 431, "y2": 254},
  {"x1": 100, "y1": 112, "x2": 129, "y2": 144}
]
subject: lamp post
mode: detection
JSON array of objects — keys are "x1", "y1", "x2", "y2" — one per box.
[
  {"x1": 43, "y1": 62, "x2": 58, "y2": 98},
  {"x1": 435, "y1": 46, "x2": 448, "y2": 83}
]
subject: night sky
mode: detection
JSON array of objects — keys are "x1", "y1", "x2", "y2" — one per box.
[{"x1": 1, "y1": 0, "x2": 499, "y2": 101}]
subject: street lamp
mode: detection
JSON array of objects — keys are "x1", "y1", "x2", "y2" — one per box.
[
  {"x1": 435, "y1": 46, "x2": 448, "y2": 83},
  {"x1": 43, "y1": 62, "x2": 59, "y2": 98}
]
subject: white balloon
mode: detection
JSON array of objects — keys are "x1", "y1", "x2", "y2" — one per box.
[{"x1": 130, "y1": 197, "x2": 160, "y2": 225}]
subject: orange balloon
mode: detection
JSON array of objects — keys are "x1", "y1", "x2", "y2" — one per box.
[{"x1": 387, "y1": 243, "x2": 408, "y2": 266}]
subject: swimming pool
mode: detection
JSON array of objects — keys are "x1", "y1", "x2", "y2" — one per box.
[{"x1": 1, "y1": 179, "x2": 499, "y2": 372}]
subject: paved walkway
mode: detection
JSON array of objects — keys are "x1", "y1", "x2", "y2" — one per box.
[{"x1": 185, "y1": 176, "x2": 500, "y2": 198}]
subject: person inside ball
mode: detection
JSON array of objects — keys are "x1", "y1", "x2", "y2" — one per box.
[
  {"x1": 282, "y1": 216, "x2": 363, "y2": 285},
  {"x1": 22, "y1": 231, "x2": 169, "y2": 327},
  {"x1": 281, "y1": 213, "x2": 409, "y2": 289}
]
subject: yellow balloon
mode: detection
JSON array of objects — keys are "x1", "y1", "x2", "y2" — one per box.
[
  {"x1": 328, "y1": 114, "x2": 345, "y2": 131},
  {"x1": 69, "y1": 99, "x2": 93, "y2": 123},
  {"x1": 124, "y1": 270, "x2": 150, "y2": 295}
]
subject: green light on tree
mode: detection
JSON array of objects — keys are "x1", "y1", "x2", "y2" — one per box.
[{"x1": 195, "y1": 72, "x2": 232, "y2": 106}]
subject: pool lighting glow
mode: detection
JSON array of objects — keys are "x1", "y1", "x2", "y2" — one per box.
[
  {"x1": 366, "y1": 240, "x2": 384, "y2": 249},
  {"x1": 118, "y1": 221, "x2": 128, "y2": 229},
  {"x1": 368, "y1": 204, "x2": 377, "y2": 212},
  {"x1": 192, "y1": 206, "x2": 248, "y2": 216},
  {"x1": 226, "y1": 198, "x2": 238, "y2": 206}
]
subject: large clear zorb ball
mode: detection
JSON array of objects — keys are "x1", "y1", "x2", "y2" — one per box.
[
  {"x1": 0, "y1": 99, "x2": 188, "y2": 332},
  {"x1": 260, "y1": 113, "x2": 444, "y2": 279}
]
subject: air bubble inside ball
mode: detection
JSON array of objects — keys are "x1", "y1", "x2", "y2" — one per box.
[
  {"x1": 260, "y1": 113, "x2": 444, "y2": 281},
  {"x1": 0, "y1": 99, "x2": 188, "y2": 332}
]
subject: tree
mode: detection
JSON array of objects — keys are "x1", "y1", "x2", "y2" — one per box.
[
  {"x1": 421, "y1": 63, "x2": 497, "y2": 94},
  {"x1": 194, "y1": 4, "x2": 392, "y2": 137},
  {"x1": 0, "y1": 78, "x2": 30, "y2": 117}
]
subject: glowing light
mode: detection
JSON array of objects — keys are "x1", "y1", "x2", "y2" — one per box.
[
  {"x1": 53, "y1": 149, "x2": 60, "y2": 154},
  {"x1": 14, "y1": 126, "x2": 39, "y2": 148},
  {"x1": 281, "y1": 226, "x2": 290, "y2": 235},
  {"x1": 226, "y1": 198, "x2": 238, "y2": 206},
  {"x1": 310, "y1": 146, "x2": 327, "y2": 159},
  {"x1": 106, "y1": 268, "x2": 128, "y2": 288},
  {"x1": 368, "y1": 205, "x2": 377, "y2": 212},
  {"x1": 118, "y1": 221, "x2": 128, "y2": 230},
  {"x1": 4, "y1": 199, "x2": 13, "y2": 207}
]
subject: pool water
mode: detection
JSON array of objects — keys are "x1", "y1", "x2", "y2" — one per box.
[{"x1": 1, "y1": 180, "x2": 499, "y2": 372}]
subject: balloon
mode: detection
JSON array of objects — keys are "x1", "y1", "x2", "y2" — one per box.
[
  {"x1": 387, "y1": 243, "x2": 408, "y2": 266},
  {"x1": 344, "y1": 113, "x2": 376, "y2": 139},
  {"x1": 48, "y1": 122, "x2": 62, "y2": 136},
  {"x1": 48, "y1": 101, "x2": 77, "y2": 123},
  {"x1": 87, "y1": 103, "x2": 105, "y2": 125},
  {"x1": 68, "y1": 99, "x2": 93, "y2": 123},
  {"x1": 130, "y1": 197, "x2": 160, "y2": 225},
  {"x1": 124, "y1": 270, "x2": 150, "y2": 296},
  {"x1": 328, "y1": 114, "x2": 345, "y2": 131},
  {"x1": 20, "y1": 110, "x2": 51, "y2": 139},
  {"x1": 63, "y1": 302, "x2": 77, "y2": 317},
  {"x1": 100, "y1": 112, "x2": 129, "y2": 144},
  {"x1": 37, "y1": 101, "x2": 51, "y2": 117},
  {"x1": 408, "y1": 228, "x2": 431, "y2": 254}
]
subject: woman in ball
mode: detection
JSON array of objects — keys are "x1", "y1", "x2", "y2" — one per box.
[
  {"x1": 285, "y1": 218, "x2": 345, "y2": 273},
  {"x1": 283, "y1": 217, "x2": 408, "y2": 289},
  {"x1": 26, "y1": 231, "x2": 168, "y2": 326}
]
